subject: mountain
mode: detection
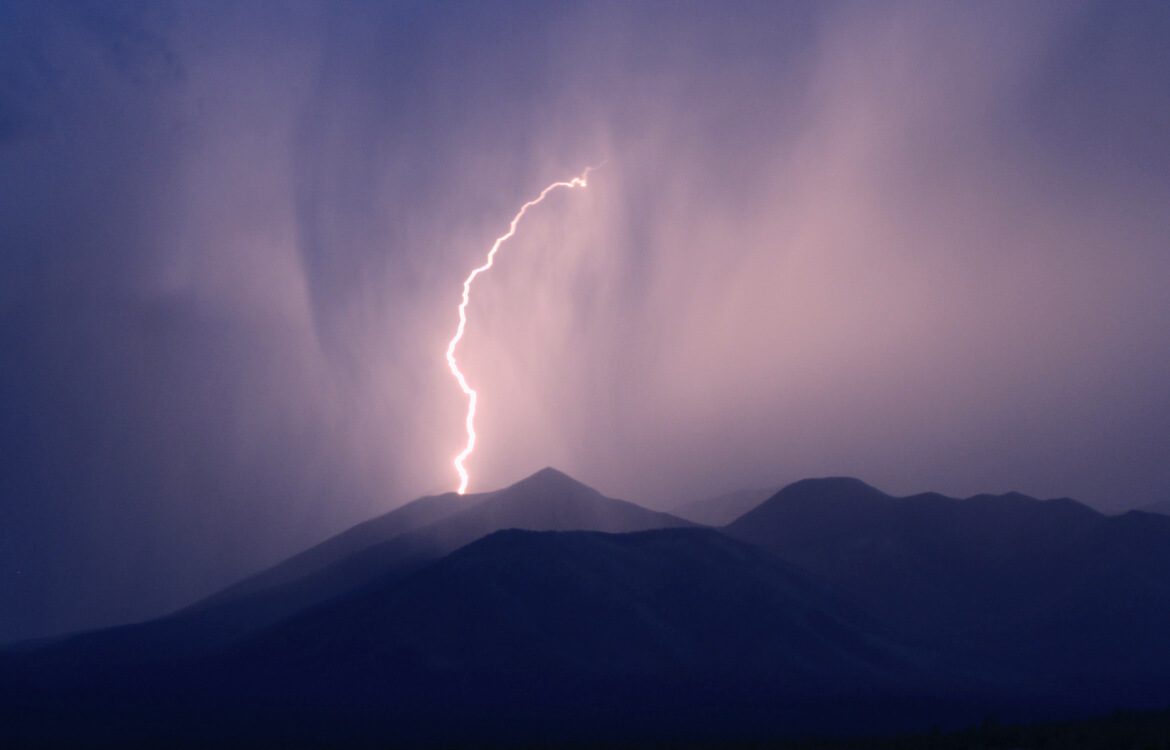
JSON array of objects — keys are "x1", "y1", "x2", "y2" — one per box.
[
  {"x1": 5, "y1": 468, "x2": 693, "y2": 671},
  {"x1": 205, "y1": 467, "x2": 688, "y2": 611},
  {"x1": 672, "y1": 486, "x2": 778, "y2": 525},
  {"x1": 203, "y1": 466, "x2": 694, "y2": 626},
  {"x1": 8, "y1": 472, "x2": 1170, "y2": 745},
  {"x1": 724, "y1": 477, "x2": 1170, "y2": 705},
  {"x1": 724, "y1": 478, "x2": 1102, "y2": 634},
  {"x1": 203, "y1": 466, "x2": 690, "y2": 612},
  {"x1": 412, "y1": 466, "x2": 693, "y2": 541},
  {"x1": 3, "y1": 528, "x2": 952, "y2": 745},
  {"x1": 232, "y1": 527, "x2": 897, "y2": 683}
]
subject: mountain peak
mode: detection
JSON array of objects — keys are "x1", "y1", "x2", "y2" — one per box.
[
  {"x1": 723, "y1": 476, "x2": 889, "y2": 535},
  {"x1": 780, "y1": 476, "x2": 885, "y2": 498},
  {"x1": 502, "y1": 466, "x2": 599, "y2": 496},
  {"x1": 429, "y1": 467, "x2": 692, "y2": 542}
]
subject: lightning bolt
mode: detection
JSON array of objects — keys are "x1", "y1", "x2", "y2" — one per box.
[{"x1": 444, "y1": 166, "x2": 596, "y2": 494}]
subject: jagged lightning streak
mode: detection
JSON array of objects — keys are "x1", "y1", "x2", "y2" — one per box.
[{"x1": 445, "y1": 166, "x2": 595, "y2": 494}]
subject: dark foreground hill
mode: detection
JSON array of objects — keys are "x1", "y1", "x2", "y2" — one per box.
[
  {"x1": 2, "y1": 528, "x2": 970, "y2": 746},
  {"x1": 0, "y1": 525, "x2": 1106, "y2": 747}
]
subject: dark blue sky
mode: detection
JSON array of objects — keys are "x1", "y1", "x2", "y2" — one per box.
[{"x1": 2, "y1": 0, "x2": 1169, "y2": 643}]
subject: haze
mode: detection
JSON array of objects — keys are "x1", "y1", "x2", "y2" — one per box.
[{"x1": 2, "y1": 0, "x2": 1168, "y2": 643}]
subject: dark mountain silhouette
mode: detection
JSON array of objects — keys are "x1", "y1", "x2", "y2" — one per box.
[
  {"x1": 724, "y1": 477, "x2": 1170, "y2": 706},
  {"x1": 6, "y1": 472, "x2": 1170, "y2": 746},
  {"x1": 1, "y1": 468, "x2": 693, "y2": 674},
  {"x1": 231, "y1": 527, "x2": 898, "y2": 682},
  {"x1": 672, "y1": 486, "x2": 778, "y2": 525},
  {"x1": 725, "y1": 478, "x2": 1100, "y2": 634},
  {"x1": 2, "y1": 528, "x2": 964, "y2": 745}
]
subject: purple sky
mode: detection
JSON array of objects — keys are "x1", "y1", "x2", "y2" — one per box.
[{"x1": 2, "y1": 0, "x2": 1169, "y2": 642}]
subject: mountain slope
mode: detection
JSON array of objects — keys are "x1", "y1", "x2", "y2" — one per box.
[
  {"x1": 191, "y1": 488, "x2": 482, "y2": 610},
  {"x1": 6, "y1": 468, "x2": 693, "y2": 673},
  {"x1": 233, "y1": 527, "x2": 897, "y2": 682}
]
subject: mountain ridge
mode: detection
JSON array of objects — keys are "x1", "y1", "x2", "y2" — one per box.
[
  {"x1": 7, "y1": 472, "x2": 1170, "y2": 745},
  {"x1": 723, "y1": 476, "x2": 1170, "y2": 701}
]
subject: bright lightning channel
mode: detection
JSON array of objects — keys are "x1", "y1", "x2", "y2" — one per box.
[{"x1": 444, "y1": 166, "x2": 595, "y2": 495}]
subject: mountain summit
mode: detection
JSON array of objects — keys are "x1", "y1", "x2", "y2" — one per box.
[
  {"x1": 427, "y1": 466, "x2": 692, "y2": 545},
  {"x1": 201, "y1": 466, "x2": 674, "y2": 612}
]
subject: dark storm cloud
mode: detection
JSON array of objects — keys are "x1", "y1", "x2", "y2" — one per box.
[{"x1": 2, "y1": 0, "x2": 1169, "y2": 642}]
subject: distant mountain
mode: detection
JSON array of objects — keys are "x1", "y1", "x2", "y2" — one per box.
[
  {"x1": 724, "y1": 477, "x2": 1170, "y2": 703},
  {"x1": 725, "y1": 478, "x2": 1101, "y2": 633},
  {"x1": 672, "y1": 486, "x2": 778, "y2": 525}
]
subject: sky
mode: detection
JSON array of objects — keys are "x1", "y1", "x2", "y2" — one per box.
[{"x1": 2, "y1": 0, "x2": 1169, "y2": 643}]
